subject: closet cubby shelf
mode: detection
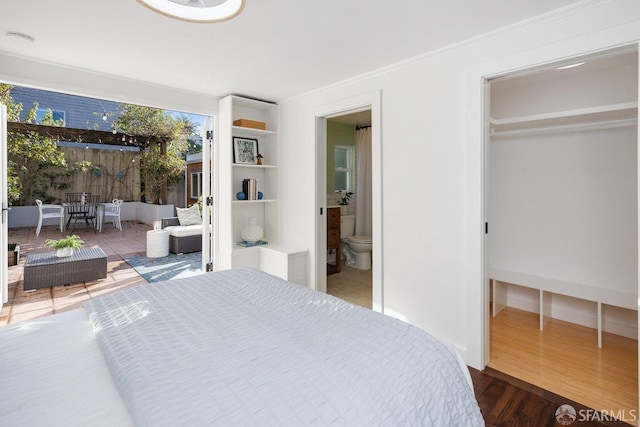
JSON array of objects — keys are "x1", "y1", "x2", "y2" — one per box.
[{"x1": 491, "y1": 101, "x2": 638, "y2": 136}]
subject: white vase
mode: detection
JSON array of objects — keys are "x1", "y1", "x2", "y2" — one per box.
[
  {"x1": 56, "y1": 247, "x2": 74, "y2": 258},
  {"x1": 241, "y1": 217, "x2": 263, "y2": 243},
  {"x1": 340, "y1": 205, "x2": 348, "y2": 215}
]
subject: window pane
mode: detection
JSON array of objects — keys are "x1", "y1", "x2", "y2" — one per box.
[
  {"x1": 335, "y1": 171, "x2": 348, "y2": 191},
  {"x1": 335, "y1": 147, "x2": 348, "y2": 168}
]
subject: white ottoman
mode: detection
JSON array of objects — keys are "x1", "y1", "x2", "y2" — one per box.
[{"x1": 147, "y1": 230, "x2": 169, "y2": 258}]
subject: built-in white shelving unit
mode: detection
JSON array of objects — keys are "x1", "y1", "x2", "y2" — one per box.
[{"x1": 218, "y1": 95, "x2": 307, "y2": 285}]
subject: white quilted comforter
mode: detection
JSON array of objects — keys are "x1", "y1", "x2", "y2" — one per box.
[{"x1": 84, "y1": 268, "x2": 483, "y2": 426}]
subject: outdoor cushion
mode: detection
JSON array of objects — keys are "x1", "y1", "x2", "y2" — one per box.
[
  {"x1": 176, "y1": 204, "x2": 201, "y2": 226},
  {"x1": 164, "y1": 224, "x2": 202, "y2": 238}
]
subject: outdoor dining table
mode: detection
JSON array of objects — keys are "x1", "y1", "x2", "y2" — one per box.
[{"x1": 62, "y1": 195, "x2": 100, "y2": 232}]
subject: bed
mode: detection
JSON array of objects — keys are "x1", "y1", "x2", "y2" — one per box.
[{"x1": 0, "y1": 268, "x2": 483, "y2": 426}]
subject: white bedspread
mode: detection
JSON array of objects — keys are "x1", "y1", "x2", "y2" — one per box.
[
  {"x1": 84, "y1": 268, "x2": 483, "y2": 426},
  {"x1": 0, "y1": 309, "x2": 134, "y2": 427}
]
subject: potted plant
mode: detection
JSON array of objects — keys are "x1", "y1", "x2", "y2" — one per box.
[
  {"x1": 335, "y1": 190, "x2": 354, "y2": 215},
  {"x1": 45, "y1": 235, "x2": 84, "y2": 258}
]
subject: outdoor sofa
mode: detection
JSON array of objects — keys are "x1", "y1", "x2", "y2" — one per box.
[{"x1": 161, "y1": 204, "x2": 203, "y2": 254}]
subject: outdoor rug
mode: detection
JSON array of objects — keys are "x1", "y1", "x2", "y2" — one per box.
[{"x1": 125, "y1": 251, "x2": 204, "y2": 283}]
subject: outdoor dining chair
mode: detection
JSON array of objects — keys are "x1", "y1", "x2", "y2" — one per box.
[
  {"x1": 35, "y1": 199, "x2": 65, "y2": 236},
  {"x1": 65, "y1": 192, "x2": 91, "y2": 203},
  {"x1": 66, "y1": 194, "x2": 100, "y2": 233},
  {"x1": 100, "y1": 199, "x2": 123, "y2": 232}
]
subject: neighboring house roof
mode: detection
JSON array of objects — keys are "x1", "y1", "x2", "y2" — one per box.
[{"x1": 10, "y1": 86, "x2": 119, "y2": 132}]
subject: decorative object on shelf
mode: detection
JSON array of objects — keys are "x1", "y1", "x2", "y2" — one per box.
[
  {"x1": 236, "y1": 191, "x2": 261, "y2": 200},
  {"x1": 233, "y1": 118, "x2": 266, "y2": 130},
  {"x1": 256, "y1": 153, "x2": 263, "y2": 165},
  {"x1": 45, "y1": 235, "x2": 84, "y2": 258},
  {"x1": 237, "y1": 240, "x2": 268, "y2": 247},
  {"x1": 233, "y1": 137, "x2": 259, "y2": 164},
  {"x1": 136, "y1": 0, "x2": 244, "y2": 24},
  {"x1": 241, "y1": 217, "x2": 263, "y2": 243}
]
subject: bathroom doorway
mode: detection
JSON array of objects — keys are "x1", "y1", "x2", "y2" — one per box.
[
  {"x1": 325, "y1": 111, "x2": 373, "y2": 309},
  {"x1": 313, "y1": 90, "x2": 382, "y2": 312}
]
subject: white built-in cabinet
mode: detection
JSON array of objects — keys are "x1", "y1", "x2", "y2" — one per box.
[{"x1": 218, "y1": 95, "x2": 307, "y2": 285}]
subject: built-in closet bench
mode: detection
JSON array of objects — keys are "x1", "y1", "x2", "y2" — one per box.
[{"x1": 489, "y1": 267, "x2": 637, "y2": 348}]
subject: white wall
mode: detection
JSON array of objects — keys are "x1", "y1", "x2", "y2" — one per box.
[
  {"x1": 278, "y1": 0, "x2": 640, "y2": 368},
  {"x1": 0, "y1": 53, "x2": 218, "y2": 116}
]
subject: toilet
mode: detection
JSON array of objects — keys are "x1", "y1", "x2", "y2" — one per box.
[{"x1": 340, "y1": 214, "x2": 373, "y2": 270}]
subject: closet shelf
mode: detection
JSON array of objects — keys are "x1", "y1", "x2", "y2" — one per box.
[{"x1": 491, "y1": 101, "x2": 638, "y2": 136}]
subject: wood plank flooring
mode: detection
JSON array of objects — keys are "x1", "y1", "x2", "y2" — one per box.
[
  {"x1": 472, "y1": 367, "x2": 634, "y2": 426},
  {"x1": 489, "y1": 307, "x2": 638, "y2": 426}
]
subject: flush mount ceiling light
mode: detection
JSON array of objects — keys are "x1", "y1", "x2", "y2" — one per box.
[{"x1": 136, "y1": 0, "x2": 244, "y2": 23}]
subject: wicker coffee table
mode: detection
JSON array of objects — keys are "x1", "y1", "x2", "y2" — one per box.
[{"x1": 23, "y1": 248, "x2": 108, "y2": 291}]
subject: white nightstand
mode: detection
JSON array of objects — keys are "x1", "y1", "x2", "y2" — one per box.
[{"x1": 147, "y1": 229, "x2": 169, "y2": 258}]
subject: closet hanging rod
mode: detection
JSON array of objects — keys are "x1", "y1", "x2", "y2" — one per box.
[{"x1": 356, "y1": 124, "x2": 371, "y2": 130}]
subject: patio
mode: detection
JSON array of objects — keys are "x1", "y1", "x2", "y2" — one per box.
[{"x1": 2, "y1": 221, "x2": 154, "y2": 326}]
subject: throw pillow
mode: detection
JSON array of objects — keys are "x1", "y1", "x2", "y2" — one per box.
[{"x1": 176, "y1": 204, "x2": 201, "y2": 226}]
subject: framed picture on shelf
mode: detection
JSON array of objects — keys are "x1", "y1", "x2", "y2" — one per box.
[{"x1": 233, "y1": 137, "x2": 260, "y2": 164}]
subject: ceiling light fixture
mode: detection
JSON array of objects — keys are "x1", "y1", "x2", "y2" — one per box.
[
  {"x1": 556, "y1": 62, "x2": 586, "y2": 70},
  {"x1": 136, "y1": 0, "x2": 244, "y2": 23}
]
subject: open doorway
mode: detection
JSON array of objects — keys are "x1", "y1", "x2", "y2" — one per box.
[
  {"x1": 313, "y1": 90, "x2": 382, "y2": 312},
  {"x1": 325, "y1": 111, "x2": 373, "y2": 309},
  {"x1": 484, "y1": 46, "x2": 639, "y2": 417}
]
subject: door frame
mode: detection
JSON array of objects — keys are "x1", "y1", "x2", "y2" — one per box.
[
  {"x1": 314, "y1": 91, "x2": 383, "y2": 312},
  {"x1": 1, "y1": 104, "x2": 7, "y2": 306},
  {"x1": 202, "y1": 115, "x2": 216, "y2": 272},
  {"x1": 473, "y1": 43, "x2": 640, "y2": 375}
]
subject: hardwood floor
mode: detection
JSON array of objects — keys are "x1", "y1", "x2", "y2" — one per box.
[
  {"x1": 472, "y1": 367, "x2": 633, "y2": 426},
  {"x1": 489, "y1": 307, "x2": 638, "y2": 426}
]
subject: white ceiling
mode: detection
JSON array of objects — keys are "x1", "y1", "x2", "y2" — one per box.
[{"x1": 0, "y1": 0, "x2": 584, "y2": 102}]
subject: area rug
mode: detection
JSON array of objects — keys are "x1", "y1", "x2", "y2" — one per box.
[{"x1": 125, "y1": 251, "x2": 204, "y2": 283}]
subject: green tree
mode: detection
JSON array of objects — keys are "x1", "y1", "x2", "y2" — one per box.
[
  {"x1": 0, "y1": 84, "x2": 90, "y2": 205},
  {"x1": 115, "y1": 104, "x2": 189, "y2": 204}
]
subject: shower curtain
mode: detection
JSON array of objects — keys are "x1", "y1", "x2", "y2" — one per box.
[{"x1": 355, "y1": 127, "x2": 372, "y2": 236}]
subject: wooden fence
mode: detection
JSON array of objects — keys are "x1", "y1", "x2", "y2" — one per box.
[{"x1": 55, "y1": 146, "x2": 141, "y2": 203}]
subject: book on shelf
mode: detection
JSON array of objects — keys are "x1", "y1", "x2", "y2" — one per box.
[
  {"x1": 237, "y1": 240, "x2": 268, "y2": 247},
  {"x1": 242, "y1": 178, "x2": 258, "y2": 200}
]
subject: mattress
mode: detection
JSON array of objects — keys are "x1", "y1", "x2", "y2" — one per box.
[{"x1": 0, "y1": 268, "x2": 483, "y2": 426}]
